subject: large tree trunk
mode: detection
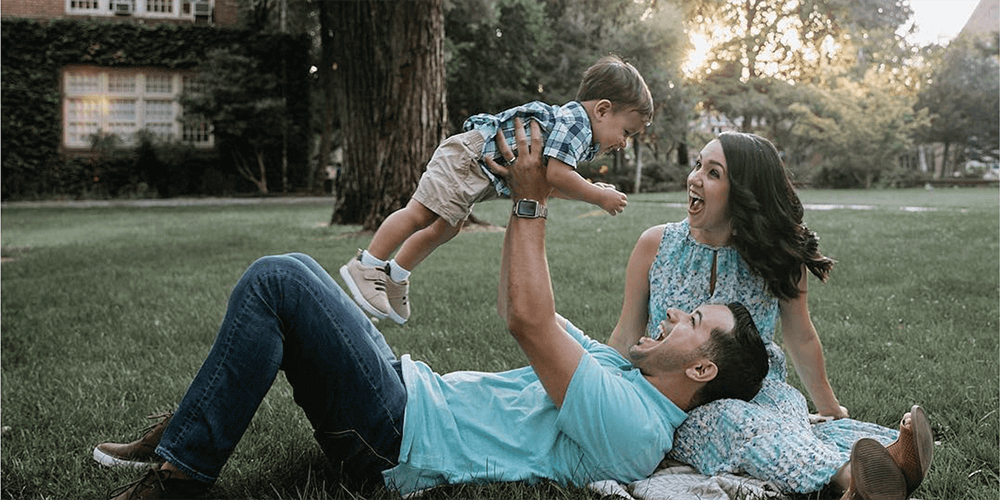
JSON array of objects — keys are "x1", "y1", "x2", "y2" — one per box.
[{"x1": 329, "y1": 0, "x2": 447, "y2": 230}]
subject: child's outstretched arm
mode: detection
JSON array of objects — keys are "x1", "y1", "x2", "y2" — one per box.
[{"x1": 546, "y1": 159, "x2": 627, "y2": 215}]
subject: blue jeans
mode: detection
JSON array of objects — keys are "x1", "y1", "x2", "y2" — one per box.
[{"x1": 155, "y1": 253, "x2": 406, "y2": 488}]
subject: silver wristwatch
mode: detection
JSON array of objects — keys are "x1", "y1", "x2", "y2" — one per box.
[{"x1": 512, "y1": 199, "x2": 547, "y2": 219}]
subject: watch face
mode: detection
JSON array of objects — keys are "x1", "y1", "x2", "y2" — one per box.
[{"x1": 516, "y1": 201, "x2": 537, "y2": 217}]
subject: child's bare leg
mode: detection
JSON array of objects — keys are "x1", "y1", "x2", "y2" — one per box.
[
  {"x1": 368, "y1": 200, "x2": 439, "y2": 261},
  {"x1": 393, "y1": 217, "x2": 464, "y2": 271}
]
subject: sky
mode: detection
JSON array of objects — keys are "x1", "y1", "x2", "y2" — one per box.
[{"x1": 905, "y1": 0, "x2": 981, "y2": 45}]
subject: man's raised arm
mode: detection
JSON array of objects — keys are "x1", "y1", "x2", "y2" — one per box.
[{"x1": 485, "y1": 119, "x2": 585, "y2": 409}]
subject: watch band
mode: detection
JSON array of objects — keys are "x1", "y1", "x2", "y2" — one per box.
[{"x1": 512, "y1": 199, "x2": 547, "y2": 219}]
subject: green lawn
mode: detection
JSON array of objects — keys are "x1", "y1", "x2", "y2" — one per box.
[{"x1": 2, "y1": 188, "x2": 998, "y2": 499}]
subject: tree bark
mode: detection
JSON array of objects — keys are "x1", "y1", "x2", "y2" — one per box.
[
  {"x1": 329, "y1": 0, "x2": 447, "y2": 230},
  {"x1": 315, "y1": 0, "x2": 334, "y2": 193}
]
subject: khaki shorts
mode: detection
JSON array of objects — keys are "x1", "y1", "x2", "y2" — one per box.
[{"x1": 412, "y1": 130, "x2": 501, "y2": 227}]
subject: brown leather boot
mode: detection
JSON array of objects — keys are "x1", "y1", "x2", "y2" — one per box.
[
  {"x1": 885, "y1": 405, "x2": 934, "y2": 497},
  {"x1": 108, "y1": 465, "x2": 209, "y2": 500},
  {"x1": 94, "y1": 410, "x2": 173, "y2": 468},
  {"x1": 840, "y1": 438, "x2": 906, "y2": 500}
]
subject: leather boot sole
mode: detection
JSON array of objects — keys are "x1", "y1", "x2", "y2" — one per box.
[
  {"x1": 887, "y1": 405, "x2": 933, "y2": 496},
  {"x1": 850, "y1": 438, "x2": 906, "y2": 500}
]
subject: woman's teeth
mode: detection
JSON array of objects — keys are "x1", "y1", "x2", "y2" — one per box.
[{"x1": 689, "y1": 191, "x2": 704, "y2": 211}]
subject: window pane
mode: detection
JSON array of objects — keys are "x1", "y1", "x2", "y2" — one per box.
[
  {"x1": 146, "y1": 100, "x2": 176, "y2": 139},
  {"x1": 109, "y1": 99, "x2": 136, "y2": 121},
  {"x1": 146, "y1": 0, "x2": 173, "y2": 13},
  {"x1": 67, "y1": 73, "x2": 100, "y2": 93},
  {"x1": 145, "y1": 100, "x2": 174, "y2": 122},
  {"x1": 108, "y1": 74, "x2": 136, "y2": 94},
  {"x1": 107, "y1": 99, "x2": 137, "y2": 143},
  {"x1": 145, "y1": 74, "x2": 173, "y2": 94},
  {"x1": 182, "y1": 116, "x2": 211, "y2": 143},
  {"x1": 67, "y1": 98, "x2": 102, "y2": 121},
  {"x1": 70, "y1": 0, "x2": 100, "y2": 10},
  {"x1": 66, "y1": 99, "x2": 101, "y2": 145}
]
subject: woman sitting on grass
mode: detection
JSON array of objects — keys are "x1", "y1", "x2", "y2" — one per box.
[{"x1": 606, "y1": 132, "x2": 934, "y2": 500}]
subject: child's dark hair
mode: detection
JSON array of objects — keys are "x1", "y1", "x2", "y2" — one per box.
[
  {"x1": 576, "y1": 55, "x2": 653, "y2": 122},
  {"x1": 718, "y1": 132, "x2": 835, "y2": 301}
]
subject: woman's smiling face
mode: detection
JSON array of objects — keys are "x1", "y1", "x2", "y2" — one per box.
[{"x1": 687, "y1": 139, "x2": 732, "y2": 246}]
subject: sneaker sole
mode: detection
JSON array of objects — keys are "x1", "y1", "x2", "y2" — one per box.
[
  {"x1": 92, "y1": 446, "x2": 160, "y2": 468},
  {"x1": 386, "y1": 309, "x2": 407, "y2": 325},
  {"x1": 339, "y1": 265, "x2": 389, "y2": 320}
]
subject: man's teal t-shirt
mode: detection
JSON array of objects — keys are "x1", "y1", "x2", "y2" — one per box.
[{"x1": 382, "y1": 322, "x2": 687, "y2": 495}]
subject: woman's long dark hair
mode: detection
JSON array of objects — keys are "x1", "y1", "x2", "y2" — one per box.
[{"x1": 718, "y1": 132, "x2": 834, "y2": 300}]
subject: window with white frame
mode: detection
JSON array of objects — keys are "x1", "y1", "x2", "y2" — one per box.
[
  {"x1": 65, "y1": 0, "x2": 209, "y2": 19},
  {"x1": 68, "y1": 0, "x2": 101, "y2": 12},
  {"x1": 180, "y1": 76, "x2": 212, "y2": 143},
  {"x1": 63, "y1": 67, "x2": 213, "y2": 149}
]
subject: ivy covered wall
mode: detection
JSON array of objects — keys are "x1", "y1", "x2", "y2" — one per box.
[{"x1": 0, "y1": 18, "x2": 311, "y2": 199}]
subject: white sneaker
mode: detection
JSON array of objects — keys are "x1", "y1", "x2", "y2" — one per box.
[
  {"x1": 384, "y1": 276, "x2": 410, "y2": 325},
  {"x1": 339, "y1": 251, "x2": 392, "y2": 319}
]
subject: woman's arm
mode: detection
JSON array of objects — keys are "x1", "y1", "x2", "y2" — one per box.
[
  {"x1": 606, "y1": 225, "x2": 664, "y2": 357},
  {"x1": 779, "y1": 268, "x2": 849, "y2": 419}
]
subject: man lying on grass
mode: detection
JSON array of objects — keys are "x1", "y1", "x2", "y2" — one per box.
[{"x1": 94, "y1": 120, "x2": 768, "y2": 500}]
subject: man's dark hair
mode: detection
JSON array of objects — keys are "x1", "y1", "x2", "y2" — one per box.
[{"x1": 690, "y1": 302, "x2": 768, "y2": 407}]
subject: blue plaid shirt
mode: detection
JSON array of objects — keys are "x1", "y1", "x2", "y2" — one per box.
[{"x1": 463, "y1": 101, "x2": 598, "y2": 196}]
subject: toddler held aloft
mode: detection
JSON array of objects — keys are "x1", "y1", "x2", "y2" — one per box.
[{"x1": 341, "y1": 55, "x2": 653, "y2": 324}]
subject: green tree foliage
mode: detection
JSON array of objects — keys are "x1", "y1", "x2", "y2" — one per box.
[
  {"x1": 683, "y1": 0, "x2": 913, "y2": 83},
  {"x1": 915, "y1": 35, "x2": 1000, "y2": 177},
  {"x1": 444, "y1": 0, "x2": 689, "y2": 177},
  {"x1": 182, "y1": 47, "x2": 291, "y2": 194},
  {"x1": 444, "y1": 0, "x2": 551, "y2": 129},
  {"x1": 674, "y1": 0, "x2": 954, "y2": 187},
  {"x1": 685, "y1": 0, "x2": 915, "y2": 126},
  {"x1": 598, "y1": 1, "x2": 690, "y2": 162},
  {"x1": 787, "y1": 70, "x2": 928, "y2": 188}
]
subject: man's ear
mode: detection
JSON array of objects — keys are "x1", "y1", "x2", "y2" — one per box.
[{"x1": 685, "y1": 359, "x2": 718, "y2": 383}]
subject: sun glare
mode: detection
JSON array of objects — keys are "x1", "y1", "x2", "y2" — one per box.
[
  {"x1": 683, "y1": 32, "x2": 712, "y2": 76},
  {"x1": 682, "y1": 15, "x2": 840, "y2": 82}
]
